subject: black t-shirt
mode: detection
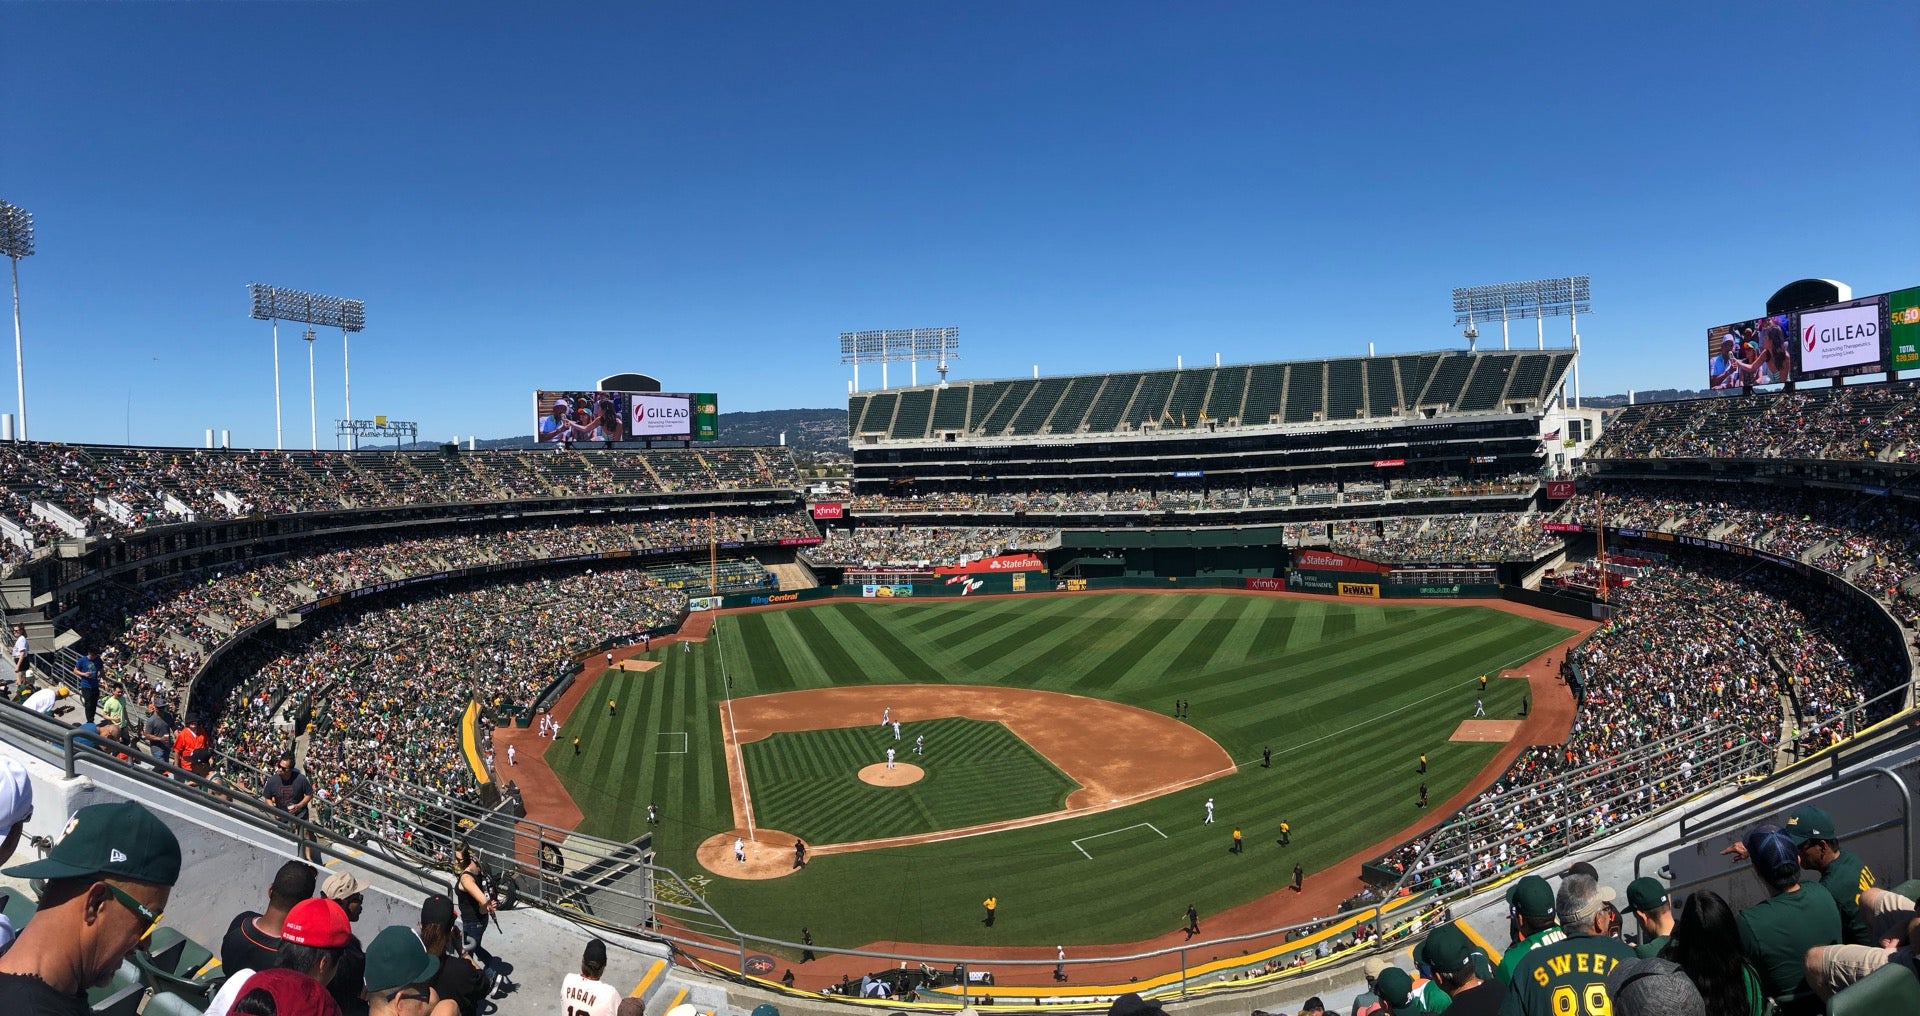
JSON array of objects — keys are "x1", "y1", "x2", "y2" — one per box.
[
  {"x1": 220, "y1": 911, "x2": 283, "y2": 975},
  {"x1": 432, "y1": 952, "x2": 487, "y2": 1016},
  {"x1": 0, "y1": 972, "x2": 88, "y2": 1016},
  {"x1": 1444, "y1": 979, "x2": 1508, "y2": 1016},
  {"x1": 328, "y1": 933, "x2": 368, "y2": 1016},
  {"x1": 264, "y1": 770, "x2": 313, "y2": 816}
]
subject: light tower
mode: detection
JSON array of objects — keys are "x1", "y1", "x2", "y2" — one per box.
[
  {"x1": 249, "y1": 284, "x2": 367, "y2": 449},
  {"x1": 0, "y1": 201, "x2": 37, "y2": 440},
  {"x1": 1451, "y1": 276, "x2": 1592, "y2": 406},
  {"x1": 839, "y1": 327, "x2": 961, "y2": 390}
]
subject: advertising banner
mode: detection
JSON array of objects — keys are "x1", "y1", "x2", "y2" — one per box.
[
  {"x1": 1795, "y1": 296, "x2": 1886, "y2": 380},
  {"x1": 1373, "y1": 458, "x2": 1405, "y2": 468},
  {"x1": 688, "y1": 596, "x2": 721, "y2": 612},
  {"x1": 631, "y1": 394, "x2": 695, "y2": 438},
  {"x1": 934, "y1": 553, "x2": 1046, "y2": 575},
  {"x1": 1543, "y1": 521, "x2": 1583, "y2": 533},
  {"x1": 1244, "y1": 577, "x2": 1286, "y2": 592},
  {"x1": 1706, "y1": 314, "x2": 1792, "y2": 388},
  {"x1": 1889, "y1": 287, "x2": 1920, "y2": 371},
  {"x1": 1290, "y1": 549, "x2": 1390, "y2": 574},
  {"x1": 1337, "y1": 581, "x2": 1381, "y2": 598},
  {"x1": 777, "y1": 536, "x2": 824, "y2": 546},
  {"x1": 862, "y1": 584, "x2": 914, "y2": 598},
  {"x1": 535, "y1": 391, "x2": 629, "y2": 443},
  {"x1": 1064, "y1": 578, "x2": 1088, "y2": 591},
  {"x1": 691, "y1": 394, "x2": 720, "y2": 441},
  {"x1": 1287, "y1": 572, "x2": 1337, "y2": 593},
  {"x1": 1545, "y1": 480, "x2": 1576, "y2": 500},
  {"x1": 811, "y1": 503, "x2": 844, "y2": 520}
]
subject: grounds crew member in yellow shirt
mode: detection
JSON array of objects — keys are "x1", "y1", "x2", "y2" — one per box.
[{"x1": 1499, "y1": 873, "x2": 1635, "y2": 1016}]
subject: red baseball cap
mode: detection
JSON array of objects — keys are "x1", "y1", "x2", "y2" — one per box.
[{"x1": 281, "y1": 898, "x2": 351, "y2": 948}]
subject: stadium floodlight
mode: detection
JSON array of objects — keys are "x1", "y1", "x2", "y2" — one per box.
[
  {"x1": 1451, "y1": 275, "x2": 1592, "y2": 407},
  {"x1": 0, "y1": 201, "x2": 37, "y2": 441},
  {"x1": 839, "y1": 327, "x2": 960, "y2": 390},
  {"x1": 249, "y1": 284, "x2": 367, "y2": 448}
]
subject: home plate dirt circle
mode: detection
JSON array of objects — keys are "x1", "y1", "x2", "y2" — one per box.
[
  {"x1": 858, "y1": 762, "x2": 924, "y2": 786},
  {"x1": 697, "y1": 830, "x2": 807, "y2": 880}
]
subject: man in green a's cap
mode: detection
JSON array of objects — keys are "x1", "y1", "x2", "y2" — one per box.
[
  {"x1": 1418, "y1": 923, "x2": 1504, "y2": 1013},
  {"x1": 1783, "y1": 805, "x2": 1876, "y2": 946},
  {"x1": 1493, "y1": 876, "x2": 1563, "y2": 986},
  {"x1": 1372, "y1": 964, "x2": 1451, "y2": 1014},
  {"x1": 0, "y1": 801, "x2": 183, "y2": 1015},
  {"x1": 362, "y1": 924, "x2": 452, "y2": 1016},
  {"x1": 1624, "y1": 877, "x2": 1674, "y2": 957}
]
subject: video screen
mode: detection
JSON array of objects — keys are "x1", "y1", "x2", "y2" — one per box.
[
  {"x1": 1890, "y1": 287, "x2": 1920, "y2": 373},
  {"x1": 1706, "y1": 314, "x2": 1792, "y2": 389},
  {"x1": 1794, "y1": 295, "x2": 1886, "y2": 381},
  {"x1": 534, "y1": 391, "x2": 629, "y2": 443}
]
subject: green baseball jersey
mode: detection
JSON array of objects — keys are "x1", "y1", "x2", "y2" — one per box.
[
  {"x1": 1736, "y1": 882, "x2": 1840, "y2": 1013},
  {"x1": 1492, "y1": 926, "x2": 1564, "y2": 986},
  {"x1": 1498, "y1": 931, "x2": 1636, "y2": 1016},
  {"x1": 1821, "y1": 847, "x2": 1876, "y2": 946}
]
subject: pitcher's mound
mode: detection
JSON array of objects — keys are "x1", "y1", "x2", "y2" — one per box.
[
  {"x1": 1452, "y1": 719, "x2": 1521, "y2": 742},
  {"x1": 858, "y1": 762, "x2": 925, "y2": 786},
  {"x1": 697, "y1": 830, "x2": 806, "y2": 880}
]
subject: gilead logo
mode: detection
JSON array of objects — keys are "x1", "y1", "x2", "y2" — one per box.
[
  {"x1": 1798, "y1": 304, "x2": 1882, "y2": 370},
  {"x1": 1805, "y1": 321, "x2": 1878, "y2": 350}
]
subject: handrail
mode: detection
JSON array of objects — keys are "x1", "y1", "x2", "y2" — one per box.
[{"x1": 1635, "y1": 764, "x2": 1914, "y2": 894}]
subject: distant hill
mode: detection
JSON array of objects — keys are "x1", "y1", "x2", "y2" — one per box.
[
  {"x1": 1580, "y1": 387, "x2": 1728, "y2": 409},
  {"x1": 422, "y1": 408, "x2": 849, "y2": 455}
]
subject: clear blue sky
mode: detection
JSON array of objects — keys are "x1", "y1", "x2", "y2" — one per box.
[{"x1": 4, "y1": 2, "x2": 1915, "y2": 448}]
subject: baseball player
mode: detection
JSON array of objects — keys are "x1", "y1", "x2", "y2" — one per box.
[
  {"x1": 881, "y1": 707, "x2": 891, "y2": 726},
  {"x1": 1204, "y1": 798, "x2": 1215, "y2": 824},
  {"x1": 913, "y1": 734, "x2": 924, "y2": 755},
  {"x1": 507, "y1": 744, "x2": 516, "y2": 766},
  {"x1": 885, "y1": 747, "x2": 896, "y2": 769},
  {"x1": 734, "y1": 837, "x2": 746, "y2": 863},
  {"x1": 1474, "y1": 698, "x2": 1486, "y2": 718},
  {"x1": 892, "y1": 720, "x2": 901, "y2": 740}
]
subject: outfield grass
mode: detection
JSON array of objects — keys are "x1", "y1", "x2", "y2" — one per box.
[
  {"x1": 744, "y1": 718, "x2": 1080, "y2": 842},
  {"x1": 545, "y1": 592, "x2": 1572, "y2": 949}
]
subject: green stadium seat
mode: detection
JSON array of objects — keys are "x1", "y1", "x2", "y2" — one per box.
[
  {"x1": 1825, "y1": 962, "x2": 1920, "y2": 1016},
  {"x1": 1890, "y1": 878, "x2": 1920, "y2": 901},
  {"x1": 0, "y1": 887, "x2": 35, "y2": 930}
]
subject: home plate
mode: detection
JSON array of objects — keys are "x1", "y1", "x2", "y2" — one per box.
[{"x1": 1452, "y1": 720, "x2": 1520, "y2": 742}]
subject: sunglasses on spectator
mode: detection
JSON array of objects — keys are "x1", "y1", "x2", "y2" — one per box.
[{"x1": 105, "y1": 882, "x2": 164, "y2": 942}]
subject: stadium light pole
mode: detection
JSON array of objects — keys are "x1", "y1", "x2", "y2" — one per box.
[
  {"x1": 249, "y1": 283, "x2": 365, "y2": 450},
  {"x1": 305, "y1": 327, "x2": 318, "y2": 450},
  {"x1": 0, "y1": 201, "x2": 37, "y2": 441}
]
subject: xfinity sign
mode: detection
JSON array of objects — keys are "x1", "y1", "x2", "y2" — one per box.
[{"x1": 1796, "y1": 300, "x2": 1883, "y2": 377}]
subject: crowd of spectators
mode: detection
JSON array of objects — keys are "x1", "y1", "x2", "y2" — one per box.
[
  {"x1": 848, "y1": 474, "x2": 1540, "y2": 517},
  {"x1": 1374, "y1": 551, "x2": 1905, "y2": 899},
  {"x1": 1591, "y1": 379, "x2": 1920, "y2": 463},
  {"x1": 800, "y1": 525, "x2": 1057, "y2": 569},
  {"x1": 61, "y1": 507, "x2": 811, "y2": 702},
  {"x1": 207, "y1": 564, "x2": 687, "y2": 843},
  {"x1": 0, "y1": 441, "x2": 802, "y2": 560},
  {"x1": 1323, "y1": 513, "x2": 1562, "y2": 562}
]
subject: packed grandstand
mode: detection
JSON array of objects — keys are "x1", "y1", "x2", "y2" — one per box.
[{"x1": 0, "y1": 346, "x2": 1917, "y2": 1016}]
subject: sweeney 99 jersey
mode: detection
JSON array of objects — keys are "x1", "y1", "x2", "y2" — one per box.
[{"x1": 1499, "y1": 933, "x2": 1637, "y2": 1016}]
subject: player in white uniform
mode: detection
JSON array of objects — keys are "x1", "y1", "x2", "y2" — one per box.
[{"x1": 561, "y1": 939, "x2": 620, "y2": 1016}]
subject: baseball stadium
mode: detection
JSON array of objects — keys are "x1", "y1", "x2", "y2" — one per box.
[
  {"x1": 4, "y1": 8, "x2": 1920, "y2": 1016},
  {"x1": 4, "y1": 291, "x2": 1920, "y2": 1015}
]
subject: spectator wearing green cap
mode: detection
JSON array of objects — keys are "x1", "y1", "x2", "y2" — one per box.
[
  {"x1": 1625, "y1": 878, "x2": 1674, "y2": 958},
  {"x1": 1775, "y1": 805, "x2": 1877, "y2": 947},
  {"x1": 362, "y1": 925, "x2": 456, "y2": 1016},
  {"x1": 1419, "y1": 924, "x2": 1504, "y2": 1014},
  {"x1": 1500, "y1": 874, "x2": 1636, "y2": 1016},
  {"x1": 1493, "y1": 876, "x2": 1562, "y2": 987},
  {"x1": 1734, "y1": 824, "x2": 1839, "y2": 1016},
  {"x1": 1371, "y1": 965, "x2": 1450, "y2": 1014},
  {"x1": 0, "y1": 801, "x2": 182, "y2": 1016}
]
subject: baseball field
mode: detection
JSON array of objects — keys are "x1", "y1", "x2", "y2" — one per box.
[{"x1": 544, "y1": 591, "x2": 1574, "y2": 949}]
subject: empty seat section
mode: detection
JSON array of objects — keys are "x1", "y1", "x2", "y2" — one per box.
[
  {"x1": 859, "y1": 392, "x2": 899, "y2": 434},
  {"x1": 929, "y1": 386, "x2": 970, "y2": 433},
  {"x1": 1326, "y1": 359, "x2": 1364, "y2": 419},
  {"x1": 1398, "y1": 354, "x2": 1442, "y2": 406},
  {"x1": 1046, "y1": 376, "x2": 1100, "y2": 433},
  {"x1": 1283, "y1": 363, "x2": 1323, "y2": 423},
  {"x1": 1422, "y1": 355, "x2": 1473, "y2": 411},
  {"x1": 1208, "y1": 367, "x2": 1249, "y2": 425},
  {"x1": 966, "y1": 382, "x2": 1012, "y2": 434},
  {"x1": 1123, "y1": 370, "x2": 1179, "y2": 429},
  {"x1": 1009, "y1": 379, "x2": 1070, "y2": 435},
  {"x1": 1364, "y1": 358, "x2": 1400, "y2": 415},
  {"x1": 1243, "y1": 364, "x2": 1286, "y2": 424},
  {"x1": 1457, "y1": 353, "x2": 1516, "y2": 411},
  {"x1": 848, "y1": 394, "x2": 873, "y2": 435},
  {"x1": 978, "y1": 380, "x2": 1036, "y2": 436},
  {"x1": 1505, "y1": 353, "x2": 1548, "y2": 404},
  {"x1": 892, "y1": 389, "x2": 934, "y2": 440},
  {"x1": 1164, "y1": 371, "x2": 1210, "y2": 429},
  {"x1": 1086, "y1": 373, "x2": 1142, "y2": 432}
]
